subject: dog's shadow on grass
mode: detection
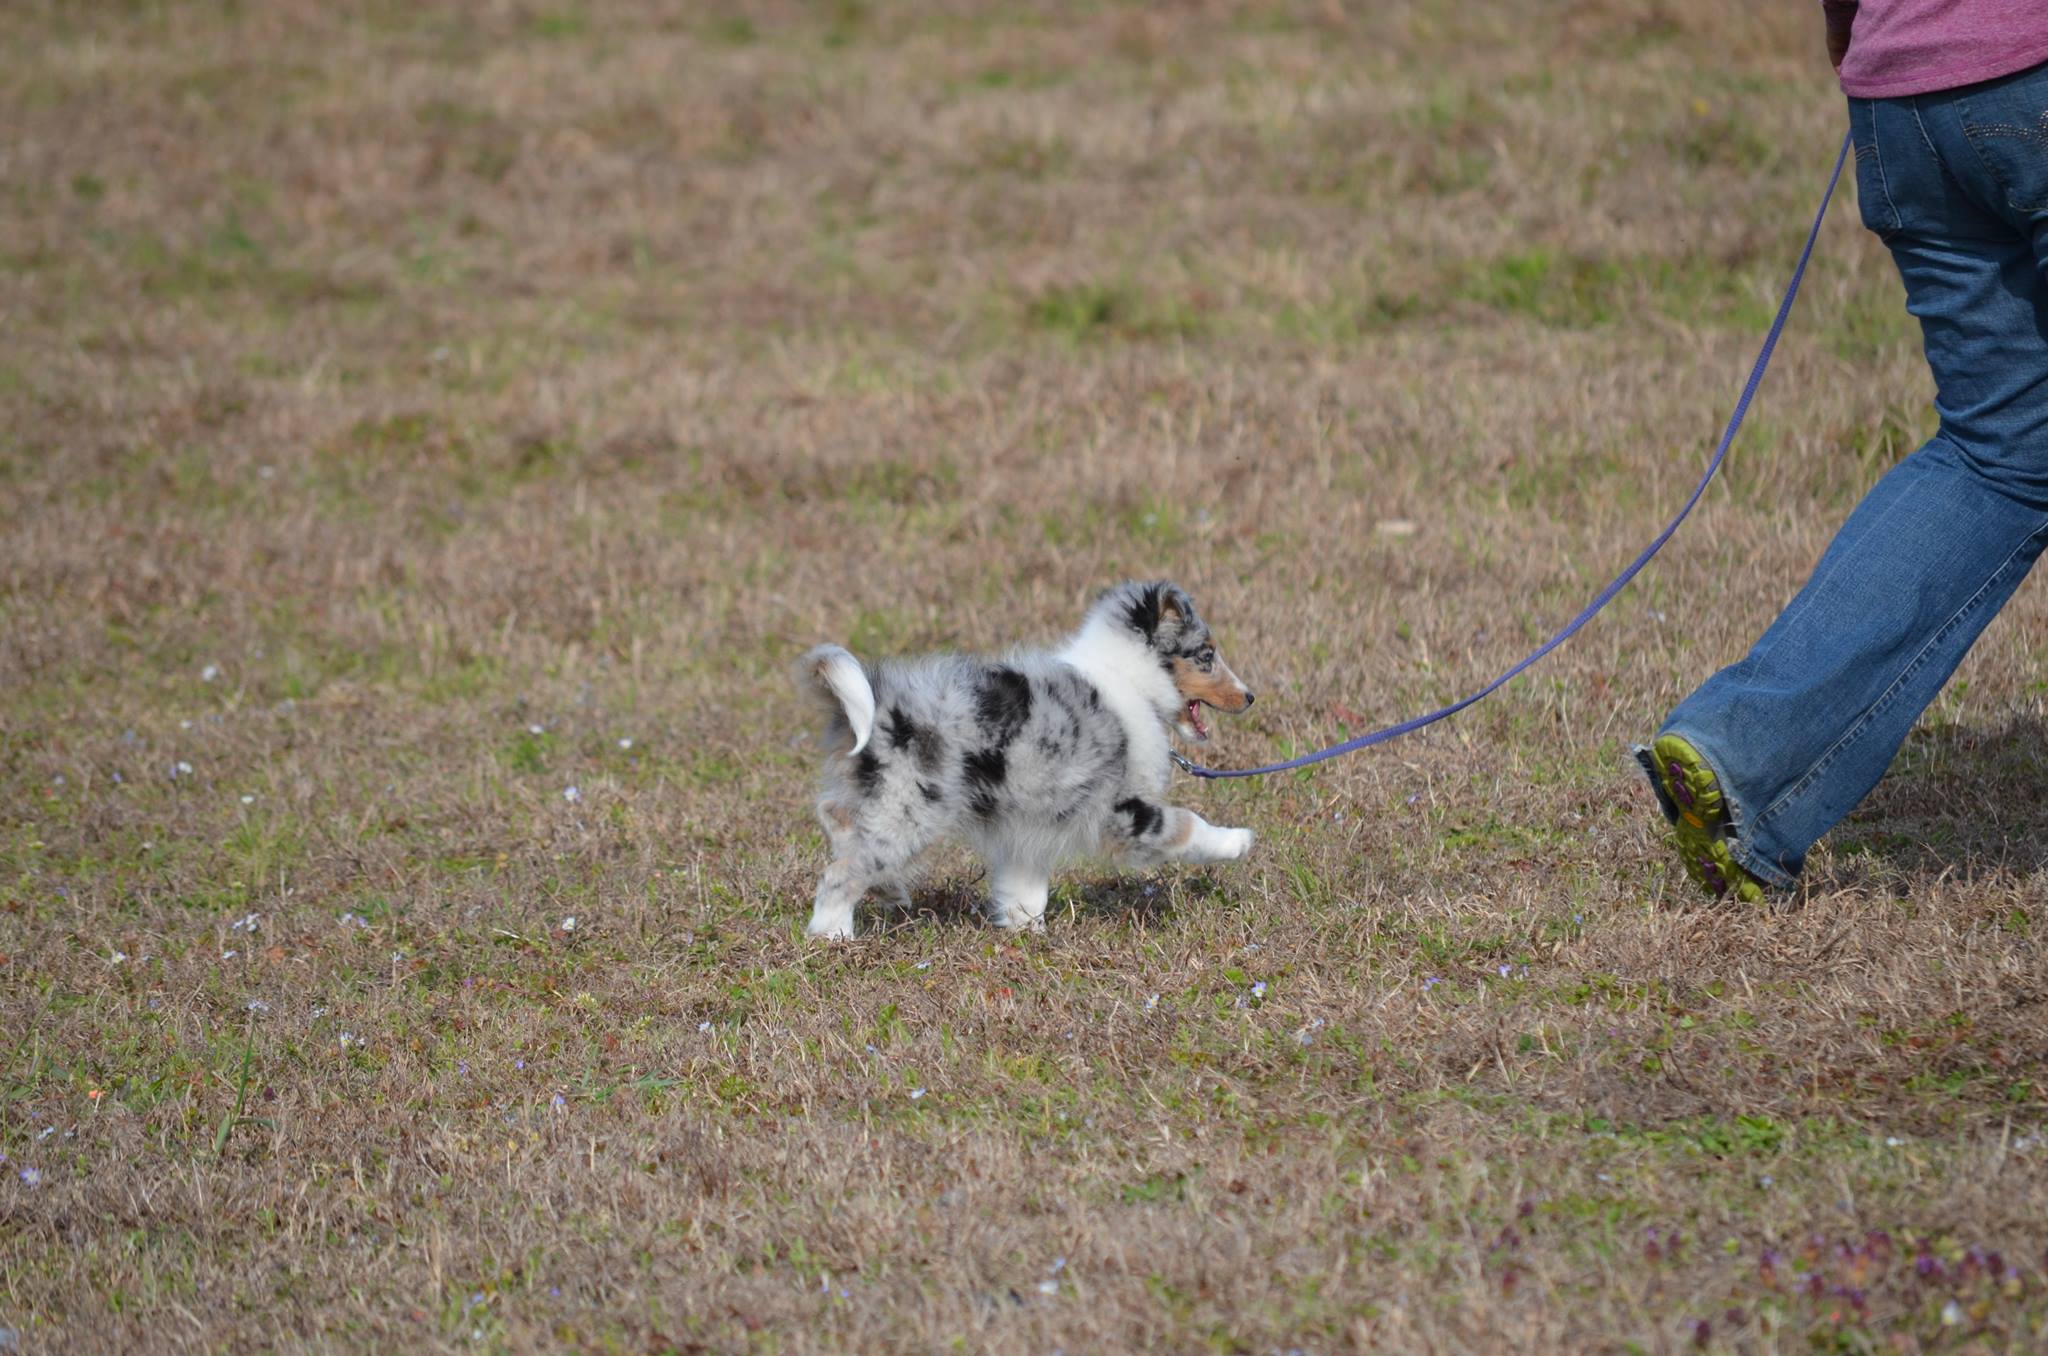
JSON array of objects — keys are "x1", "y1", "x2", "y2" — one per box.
[
  {"x1": 882, "y1": 871, "x2": 1183, "y2": 933},
  {"x1": 1820, "y1": 716, "x2": 2048, "y2": 887},
  {"x1": 1058, "y1": 873, "x2": 1182, "y2": 928}
]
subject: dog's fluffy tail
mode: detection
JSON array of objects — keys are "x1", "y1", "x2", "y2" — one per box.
[{"x1": 797, "y1": 644, "x2": 876, "y2": 757}]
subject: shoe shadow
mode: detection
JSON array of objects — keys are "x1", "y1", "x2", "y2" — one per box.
[{"x1": 1823, "y1": 715, "x2": 2048, "y2": 883}]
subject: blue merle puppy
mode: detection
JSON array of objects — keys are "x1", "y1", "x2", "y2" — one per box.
[{"x1": 795, "y1": 581, "x2": 1257, "y2": 939}]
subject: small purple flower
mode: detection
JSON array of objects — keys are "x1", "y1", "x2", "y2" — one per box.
[
  {"x1": 551, "y1": 1093, "x2": 566, "y2": 1111},
  {"x1": 19, "y1": 1168, "x2": 42, "y2": 1187},
  {"x1": 457, "y1": 1062, "x2": 469, "y2": 1076},
  {"x1": 1423, "y1": 976, "x2": 1443, "y2": 990}
]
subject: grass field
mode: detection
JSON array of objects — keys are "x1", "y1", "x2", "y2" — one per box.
[{"x1": 6, "y1": 1, "x2": 2048, "y2": 1351}]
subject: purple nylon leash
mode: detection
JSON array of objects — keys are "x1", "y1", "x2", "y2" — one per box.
[{"x1": 1177, "y1": 129, "x2": 1854, "y2": 781}]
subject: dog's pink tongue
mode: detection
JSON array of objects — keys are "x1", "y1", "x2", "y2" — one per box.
[{"x1": 1187, "y1": 702, "x2": 1209, "y2": 739}]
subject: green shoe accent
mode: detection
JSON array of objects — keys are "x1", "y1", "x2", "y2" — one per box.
[{"x1": 1651, "y1": 734, "x2": 1765, "y2": 904}]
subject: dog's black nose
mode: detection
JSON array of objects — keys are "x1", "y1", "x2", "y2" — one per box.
[{"x1": 1243, "y1": 691, "x2": 1256, "y2": 707}]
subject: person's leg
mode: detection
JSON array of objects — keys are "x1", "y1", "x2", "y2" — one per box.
[{"x1": 1644, "y1": 73, "x2": 2048, "y2": 894}]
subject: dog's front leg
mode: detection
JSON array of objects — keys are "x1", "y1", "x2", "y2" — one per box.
[
  {"x1": 1118, "y1": 800, "x2": 1255, "y2": 866},
  {"x1": 1173, "y1": 809, "x2": 1255, "y2": 865},
  {"x1": 986, "y1": 857, "x2": 1050, "y2": 932}
]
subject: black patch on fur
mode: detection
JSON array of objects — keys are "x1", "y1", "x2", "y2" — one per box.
[
  {"x1": 853, "y1": 748, "x2": 885, "y2": 794},
  {"x1": 975, "y1": 667, "x2": 1033, "y2": 745},
  {"x1": 1123, "y1": 585, "x2": 1163, "y2": 640},
  {"x1": 963, "y1": 748, "x2": 1007, "y2": 818},
  {"x1": 964, "y1": 747, "x2": 1007, "y2": 788},
  {"x1": 1116, "y1": 797, "x2": 1161, "y2": 839},
  {"x1": 918, "y1": 780, "x2": 943, "y2": 803},
  {"x1": 885, "y1": 705, "x2": 946, "y2": 771}
]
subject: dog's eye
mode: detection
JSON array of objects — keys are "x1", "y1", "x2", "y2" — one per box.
[{"x1": 1196, "y1": 647, "x2": 1216, "y2": 668}]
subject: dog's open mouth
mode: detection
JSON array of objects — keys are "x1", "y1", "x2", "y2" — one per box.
[{"x1": 1184, "y1": 700, "x2": 1210, "y2": 741}]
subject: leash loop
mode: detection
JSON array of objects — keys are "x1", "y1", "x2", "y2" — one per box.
[{"x1": 1179, "y1": 130, "x2": 1854, "y2": 781}]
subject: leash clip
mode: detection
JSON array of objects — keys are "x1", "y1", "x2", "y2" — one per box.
[{"x1": 1168, "y1": 749, "x2": 1200, "y2": 776}]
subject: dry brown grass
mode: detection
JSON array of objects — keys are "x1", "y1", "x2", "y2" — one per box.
[{"x1": 5, "y1": 1, "x2": 2048, "y2": 1351}]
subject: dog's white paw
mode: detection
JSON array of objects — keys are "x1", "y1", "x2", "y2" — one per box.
[
  {"x1": 987, "y1": 904, "x2": 1047, "y2": 933},
  {"x1": 805, "y1": 914, "x2": 856, "y2": 941},
  {"x1": 1216, "y1": 826, "x2": 1255, "y2": 861}
]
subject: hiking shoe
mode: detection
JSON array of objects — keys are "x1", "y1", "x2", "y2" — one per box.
[{"x1": 1650, "y1": 734, "x2": 1765, "y2": 904}]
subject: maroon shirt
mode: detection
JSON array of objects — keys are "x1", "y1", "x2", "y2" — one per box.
[{"x1": 1824, "y1": 0, "x2": 2048, "y2": 98}]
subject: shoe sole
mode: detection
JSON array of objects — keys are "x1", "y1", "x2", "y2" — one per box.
[{"x1": 1651, "y1": 734, "x2": 1764, "y2": 903}]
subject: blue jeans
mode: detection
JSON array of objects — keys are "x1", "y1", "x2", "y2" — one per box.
[{"x1": 1640, "y1": 60, "x2": 2048, "y2": 889}]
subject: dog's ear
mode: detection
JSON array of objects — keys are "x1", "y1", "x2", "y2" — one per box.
[
  {"x1": 1113, "y1": 580, "x2": 1196, "y2": 645},
  {"x1": 1153, "y1": 583, "x2": 1196, "y2": 645}
]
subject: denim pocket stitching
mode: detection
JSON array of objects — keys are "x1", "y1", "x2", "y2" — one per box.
[{"x1": 1959, "y1": 108, "x2": 2048, "y2": 212}]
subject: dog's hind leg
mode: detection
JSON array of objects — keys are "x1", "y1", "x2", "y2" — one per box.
[
  {"x1": 1113, "y1": 798, "x2": 1254, "y2": 867},
  {"x1": 986, "y1": 856, "x2": 1051, "y2": 932},
  {"x1": 806, "y1": 859, "x2": 866, "y2": 940},
  {"x1": 805, "y1": 824, "x2": 932, "y2": 940}
]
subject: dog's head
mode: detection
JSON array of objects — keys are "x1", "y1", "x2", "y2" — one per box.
[{"x1": 1099, "y1": 580, "x2": 1255, "y2": 743}]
